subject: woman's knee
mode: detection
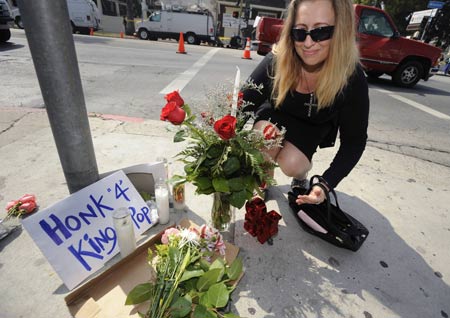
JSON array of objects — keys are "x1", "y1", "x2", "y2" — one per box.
[{"x1": 277, "y1": 147, "x2": 312, "y2": 178}]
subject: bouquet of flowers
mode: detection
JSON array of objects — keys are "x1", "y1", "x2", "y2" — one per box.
[
  {"x1": 4, "y1": 194, "x2": 37, "y2": 220},
  {"x1": 126, "y1": 224, "x2": 243, "y2": 318},
  {"x1": 160, "y1": 84, "x2": 284, "y2": 229}
]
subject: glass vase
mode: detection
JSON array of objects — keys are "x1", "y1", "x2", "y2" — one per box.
[{"x1": 211, "y1": 192, "x2": 234, "y2": 231}]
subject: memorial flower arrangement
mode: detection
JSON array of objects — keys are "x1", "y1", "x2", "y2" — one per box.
[
  {"x1": 4, "y1": 194, "x2": 37, "y2": 220},
  {"x1": 160, "y1": 81, "x2": 284, "y2": 230},
  {"x1": 126, "y1": 224, "x2": 243, "y2": 318}
]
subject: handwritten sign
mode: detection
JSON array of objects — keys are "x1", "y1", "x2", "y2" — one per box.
[{"x1": 22, "y1": 170, "x2": 157, "y2": 290}]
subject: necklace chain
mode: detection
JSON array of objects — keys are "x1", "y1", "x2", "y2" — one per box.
[
  {"x1": 303, "y1": 69, "x2": 312, "y2": 94},
  {"x1": 302, "y1": 69, "x2": 317, "y2": 117}
]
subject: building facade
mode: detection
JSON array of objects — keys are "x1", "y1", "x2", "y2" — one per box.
[
  {"x1": 94, "y1": 0, "x2": 287, "y2": 36},
  {"x1": 217, "y1": 0, "x2": 286, "y2": 39}
]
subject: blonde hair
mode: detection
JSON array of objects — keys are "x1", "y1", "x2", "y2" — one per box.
[{"x1": 272, "y1": 0, "x2": 359, "y2": 109}]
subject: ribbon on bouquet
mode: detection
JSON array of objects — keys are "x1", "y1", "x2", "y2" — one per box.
[{"x1": 244, "y1": 197, "x2": 282, "y2": 244}]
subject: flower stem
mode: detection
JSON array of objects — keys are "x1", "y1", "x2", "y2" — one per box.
[{"x1": 183, "y1": 121, "x2": 208, "y2": 144}]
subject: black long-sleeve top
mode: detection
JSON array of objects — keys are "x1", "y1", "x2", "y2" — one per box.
[{"x1": 242, "y1": 53, "x2": 369, "y2": 189}]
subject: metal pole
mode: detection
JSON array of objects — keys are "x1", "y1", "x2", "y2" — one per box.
[
  {"x1": 17, "y1": 0, "x2": 99, "y2": 194},
  {"x1": 421, "y1": 8, "x2": 437, "y2": 41}
]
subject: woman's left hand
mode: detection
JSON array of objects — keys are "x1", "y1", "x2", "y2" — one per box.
[{"x1": 295, "y1": 185, "x2": 326, "y2": 205}]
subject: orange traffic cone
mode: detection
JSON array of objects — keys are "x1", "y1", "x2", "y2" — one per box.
[
  {"x1": 89, "y1": 27, "x2": 94, "y2": 36},
  {"x1": 242, "y1": 37, "x2": 252, "y2": 60},
  {"x1": 177, "y1": 32, "x2": 187, "y2": 54},
  {"x1": 120, "y1": 31, "x2": 124, "y2": 38}
]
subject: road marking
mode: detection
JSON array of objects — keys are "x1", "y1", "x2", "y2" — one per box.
[
  {"x1": 160, "y1": 48, "x2": 221, "y2": 94},
  {"x1": 374, "y1": 89, "x2": 450, "y2": 120}
]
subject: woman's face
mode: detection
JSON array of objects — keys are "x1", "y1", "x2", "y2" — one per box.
[{"x1": 293, "y1": 0, "x2": 335, "y2": 71}]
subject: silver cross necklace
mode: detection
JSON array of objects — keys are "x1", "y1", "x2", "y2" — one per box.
[{"x1": 303, "y1": 69, "x2": 317, "y2": 117}]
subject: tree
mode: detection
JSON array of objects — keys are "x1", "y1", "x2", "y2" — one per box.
[
  {"x1": 424, "y1": 1, "x2": 450, "y2": 49},
  {"x1": 353, "y1": 0, "x2": 429, "y2": 34}
]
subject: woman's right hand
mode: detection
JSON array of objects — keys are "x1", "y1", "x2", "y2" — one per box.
[{"x1": 295, "y1": 185, "x2": 326, "y2": 205}]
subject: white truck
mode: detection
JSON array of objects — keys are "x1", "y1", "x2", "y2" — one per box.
[
  {"x1": 135, "y1": 10, "x2": 215, "y2": 45},
  {"x1": 0, "y1": 0, "x2": 13, "y2": 42},
  {"x1": 6, "y1": 0, "x2": 101, "y2": 34}
]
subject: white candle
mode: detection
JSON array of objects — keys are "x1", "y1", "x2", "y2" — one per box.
[
  {"x1": 231, "y1": 66, "x2": 240, "y2": 117},
  {"x1": 112, "y1": 207, "x2": 136, "y2": 258},
  {"x1": 155, "y1": 184, "x2": 170, "y2": 224}
]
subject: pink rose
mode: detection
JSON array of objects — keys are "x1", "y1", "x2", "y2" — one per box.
[
  {"x1": 19, "y1": 194, "x2": 36, "y2": 204},
  {"x1": 161, "y1": 227, "x2": 180, "y2": 244},
  {"x1": 19, "y1": 201, "x2": 37, "y2": 214},
  {"x1": 5, "y1": 200, "x2": 19, "y2": 211}
]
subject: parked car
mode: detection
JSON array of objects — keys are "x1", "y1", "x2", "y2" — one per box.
[
  {"x1": 255, "y1": 4, "x2": 442, "y2": 88},
  {"x1": 0, "y1": 0, "x2": 14, "y2": 43}
]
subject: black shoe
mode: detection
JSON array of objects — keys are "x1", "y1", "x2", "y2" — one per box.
[{"x1": 290, "y1": 178, "x2": 309, "y2": 196}]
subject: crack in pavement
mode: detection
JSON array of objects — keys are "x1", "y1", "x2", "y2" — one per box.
[
  {"x1": 0, "y1": 113, "x2": 31, "y2": 135},
  {"x1": 367, "y1": 139, "x2": 450, "y2": 168}
]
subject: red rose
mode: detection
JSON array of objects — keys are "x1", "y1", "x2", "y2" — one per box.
[
  {"x1": 164, "y1": 90, "x2": 184, "y2": 107},
  {"x1": 160, "y1": 101, "x2": 186, "y2": 125},
  {"x1": 263, "y1": 124, "x2": 278, "y2": 140},
  {"x1": 214, "y1": 115, "x2": 237, "y2": 140}
]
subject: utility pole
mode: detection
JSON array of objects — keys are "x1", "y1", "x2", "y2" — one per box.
[
  {"x1": 126, "y1": 0, "x2": 135, "y2": 35},
  {"x1": 235, "y1": 0, "x2": 244, "y2": 47},
  {"x1": 16, "y1": 0, "x2": 99, "y2": 194}
]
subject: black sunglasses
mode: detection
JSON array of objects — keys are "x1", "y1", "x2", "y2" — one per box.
[{"x1": 291, "y1": 26, "x2": 335, "y2": 42}]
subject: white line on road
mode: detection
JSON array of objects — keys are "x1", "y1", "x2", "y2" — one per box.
[
  {"x1": 160, "y1": 48, "x2": 221, "y2": 94},
  {"x1": 374, "y1": 89, "x2": 450, "y2": 120}
]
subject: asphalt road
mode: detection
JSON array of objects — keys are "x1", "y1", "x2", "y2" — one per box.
[{"x1": 1, "y1": 28, "x2": 450, "y2": 168}]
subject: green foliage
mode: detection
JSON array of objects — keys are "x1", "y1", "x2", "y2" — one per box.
[
  {"x1": 170, "y1": 296, "x2": 192, "y2": 317},
  {"x1": 127, "y1": 224, "x2": 244, "y2": 318},
  {"x1": 125, "y1": 283, "x2": 153, "y2": 305},
  {"x1": 165, "y1": 88, "x2": 281, "y2": 211},
  {"x1": 197, "y1": 268, "x2": 224, "y2": 292},
  {"x1": 227, "y1": 258, "x2": 243, "y2": 281},
  {"x1": 180, "y1": 269, "x2": 205, "y2": 283},
  {"x1": 203, "y1": 282, "x2": 230, "y2": 308},
  {"x1": 193, "y1": 304, "x2": 217, "y2": 318}
]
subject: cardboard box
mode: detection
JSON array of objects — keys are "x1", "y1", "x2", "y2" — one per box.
[
  {"x1": 100, "y1": 162, "x2": 167, "y2": 196},
  {"x1": 65, "y1": 219, "x2": 240, "y2": 318}
]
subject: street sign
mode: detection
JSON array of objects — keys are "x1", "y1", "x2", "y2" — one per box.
[
  {"x1": 409, "y1": 9, "x2": 437, "y2": 24},
  {"x1": 427, "y1": 1, "x2": 444, "y2": 9}
]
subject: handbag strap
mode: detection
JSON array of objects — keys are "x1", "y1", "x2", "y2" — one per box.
[
  {"x1": 309, "y1": 175, "x2": 342, "y2": 211},
  {"x1": 309, "y1": 175, "x2": 351, "y2": 230},
  {"x1": 308, "y1": 182, "x2": 332, "y2": 223}
]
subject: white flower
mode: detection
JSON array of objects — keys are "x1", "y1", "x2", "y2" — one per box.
[{"x1": 179, "y1": 228, "x2": 200, "y2": 248}]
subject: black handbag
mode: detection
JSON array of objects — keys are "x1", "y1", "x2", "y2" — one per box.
[{"x1": 288, "y1": 175, "x2": 369, "y2": 252}]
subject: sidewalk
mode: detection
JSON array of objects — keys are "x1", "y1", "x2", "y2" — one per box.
[{"x1": 0, "y1": 106, "x2": 449, "y2": 318}]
